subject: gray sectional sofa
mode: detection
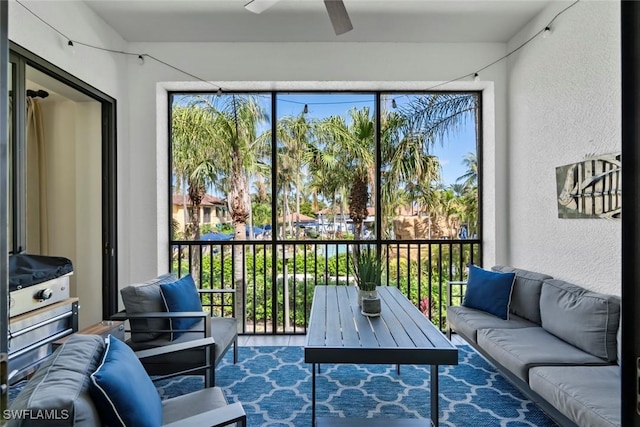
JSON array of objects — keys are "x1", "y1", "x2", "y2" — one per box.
[
  {"x1": 447, "y1": 265, "x2": 621, "y2": 427},
  {"x1": 7, "y1": 334, "x2": 246, "y2": 426}
]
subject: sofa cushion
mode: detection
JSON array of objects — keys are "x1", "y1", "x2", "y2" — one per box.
[
  {"x1": 160, "y1": 274, "x2": 203, "y2": 340},
  {"x1": 477, "y1": 327, "x2": 610, "y2": 383},
  {"x1": 540, "y1": 279, "x2": 620, "y2": 362},
  {"x1": 529, "y1": 365, "x2": 620, "y2": 427},
  {"x1": 447, "y1": 305, "x2": 537, "y2": 344},
  {"x1": 7, "y1": 334, "x2": 105, "y2": 427},
  {"x1": 121, "y1": 273, "x2": 178, "y2": 342},
  {"x1": 492, "y1": 265, "x2": 551, "y2": 324},
  {"x1": 462, "y1": 265, "x2": 515, "y2": 320},
  {"x1": 90, "y1": 336, "x2": 163, "y2": 427}
]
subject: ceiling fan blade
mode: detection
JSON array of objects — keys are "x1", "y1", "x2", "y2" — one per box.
[
  {"x1": 323, "y1": 0, "x2": 353, "y2": 35},
  {"x1": 244, "y1": 0, "x2": 280, "y2": 14}
]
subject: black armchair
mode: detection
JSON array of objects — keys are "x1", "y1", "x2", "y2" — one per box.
[{"x1": 112, "y1": 281, "x2": 238, "y2": 388}]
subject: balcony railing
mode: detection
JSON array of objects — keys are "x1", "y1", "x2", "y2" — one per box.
[{"x1": 170, "y1": 239, "x2": 481, "y2": 334}]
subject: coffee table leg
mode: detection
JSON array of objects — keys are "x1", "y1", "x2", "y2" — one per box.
[
  {"x1": 312, "y1": 363, "x2": 316, "y2": 427},
  {"x1": 431, "y1": 365, "x2": 439, "y2": 427}
]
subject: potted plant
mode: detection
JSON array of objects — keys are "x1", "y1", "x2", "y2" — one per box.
[{"x1": 351, "y1": 247, "x2": 383, "y2": 316}]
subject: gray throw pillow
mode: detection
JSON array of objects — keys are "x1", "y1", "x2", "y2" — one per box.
[{"x1": 120, "y1": 273, "x2": 177, "y2": 342}]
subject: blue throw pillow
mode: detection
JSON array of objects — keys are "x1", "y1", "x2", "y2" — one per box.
[
  {"x1": 463, "y1": 265, "x2": 515, "y2": 320},
  {"x1": 89, "y1": 335, "x2": 162, "y2": 427},
  {"x1": 160, "y1": 274, "x2": 202, "y2": 340}
]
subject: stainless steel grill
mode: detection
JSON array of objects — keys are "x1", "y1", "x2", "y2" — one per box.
[
  {"x1": 8, "y1": 254, "x2": 78, "y2": 384},
  {"x1": 8, "y1": 298, "x2": 78, "y2": 384},
  {"x1": 9, "y1": 274, "x2": 71, "y2": 317}
]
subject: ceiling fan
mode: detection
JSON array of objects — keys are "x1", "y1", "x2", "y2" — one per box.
[{"x1": 244, "y1": 0, "x2": 353, "y2": 35}]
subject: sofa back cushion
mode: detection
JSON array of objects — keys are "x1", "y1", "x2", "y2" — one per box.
[
  {"x1": 120, "y1": 273, "x2": 177, "y2": 342},
  {"x1": 540, "y1": 279, "x2": 620, "y2": 362},
  {"x1": 7, "y1": 334, "x2": 105, "y2": 427},
  {"x1": 492, "y1": 265, "x2": 551, "y2": 324}
]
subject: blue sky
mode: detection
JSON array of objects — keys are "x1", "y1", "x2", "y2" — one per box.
[{"x1": 431, "y1": 117, "x2": 476, "y2": 186}]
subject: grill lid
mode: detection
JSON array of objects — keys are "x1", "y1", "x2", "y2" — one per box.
[{"x1": 9, "y1": 254, "x2": 74, "y2": 291}]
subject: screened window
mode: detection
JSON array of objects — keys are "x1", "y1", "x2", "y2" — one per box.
[{"x1": 169, "y1": 91, "x2": 480, "y2": 243}]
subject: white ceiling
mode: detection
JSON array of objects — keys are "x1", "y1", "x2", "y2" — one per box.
[{"x1": 84, "y1": 0, "x2": 553, "y2": 43}]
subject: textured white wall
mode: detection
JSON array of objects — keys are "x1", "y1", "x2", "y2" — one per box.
[
  {"x1": 507, "y1": 1, "x2": 621, "y2": 294},
  {"x1": 8, "y1": 0, "x2": 132, "y2": 290},
  {"x1": 129, "y1": 42, "x2": 510, "y2": 279}
]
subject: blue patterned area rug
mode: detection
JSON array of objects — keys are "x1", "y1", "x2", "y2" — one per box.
[{"x1": 155, "y1": 345, "x2": 558, "y2": 427}]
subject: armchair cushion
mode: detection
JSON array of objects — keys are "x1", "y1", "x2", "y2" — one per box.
[
  {"x1": 121, "y1": 273, "x2": 177, "y2": 342},
  {"x1": 463, "y1": 265, "x2": 515, "y2": 320},
  {"x1": 89, "y1": 336, "x2": 163, "y2": 427},
  {"x1": 160, "y1": 274, "x2": 203, "y2": 340}
]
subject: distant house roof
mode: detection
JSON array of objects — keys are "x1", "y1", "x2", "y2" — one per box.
[
  {"x1": 316, "y1": 206, "x2": 375, "y2": 216},
  {"x1": 278, "y1": 213, "x2": 316, "y2": 223},
  {"x1": 172, "y1": 194, "x2": 226, "y2": 207}
]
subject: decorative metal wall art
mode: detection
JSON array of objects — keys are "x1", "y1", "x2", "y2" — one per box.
[{"x1": 556, "y1": 152, "x2": 621, "y2": 219}]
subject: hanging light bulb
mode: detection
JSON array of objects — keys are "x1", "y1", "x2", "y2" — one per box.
[
  {"x1": 474, "y1": 73, "x2": 480, "y2": 82},
  {"x1": 137, "y1": 55, "x2": 145, "y2": 65},
  {"x1": 216, "y1": 88, "x2": 223, "y2": 97},
  {"x1": 391, "y1": 99, "x2": 397, "y2": 109},
  {"x1": 543, "y1": 26, "x2": 552, "y2": 38},
  {"x1": 67, "y1": 40, "x2": 76, "y2": 55},
  {"x1": 303, "y1": 104, "x2": 309, "y2": 114}
]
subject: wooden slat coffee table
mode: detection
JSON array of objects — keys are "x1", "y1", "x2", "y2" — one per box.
[{"x1": 305, "y1": 285, "x2": 458, "y2": 427}]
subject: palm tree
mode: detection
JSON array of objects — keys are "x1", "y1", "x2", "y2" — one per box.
[
  {"x1": 276, "y1": 113, "x2": 312, "y2": 238},
  {"x1": 345, "y1": 107, "x2": 375, "y2": 240},
  {"x1": 380, "y1": 131, "x2": 442, "y2": 237},
  {"x1": 171, "y1": 104, "x2": 217, "y2": 241},
  {"x1": 306, "y1": 144, "x2": 340, "y2": 235},
  {"x1": 456, "y1": 152, "x2": 478, "y2": 236},
  {"x1": 400, "y1": 94, "x2": 478, "y2": 142},
  {"x1": 172, "y1": 103, "x2": 223, "y2": 280},
  {"x1": 313, "y1": 108, "x2": 375, "y2": 240},
  {"x1": 379, "y1": 93, "x2": 478, "y2": 238},
  {"x1": 276, "y1": 149, "x2": 295, "y2": 238},
  {"x1": 457, "y1": 152, "x2": 478, "y2": 192},
  {"x1": 311, "y1": 115, "x2": 350, "y2": 237},
  {"x1": 192, "y1": 94, "x2": 270, "y2": 330}
]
